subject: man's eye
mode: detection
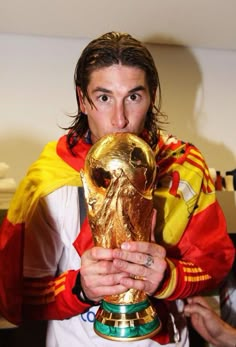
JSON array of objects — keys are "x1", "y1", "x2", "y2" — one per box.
[
  {"x1": 129, "y1": 94, "x2": 139, "y2": 101},
  {"x1": 99, "y1": 95, "x2": 109, "y2": 102}
]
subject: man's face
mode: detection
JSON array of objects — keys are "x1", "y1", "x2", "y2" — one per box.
[{"x1": 78, "y1": 64, "x2": 152, "y2": 144}]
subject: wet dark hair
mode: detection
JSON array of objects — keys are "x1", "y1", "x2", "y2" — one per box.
[{"x1": 65, "y1": 32, "x2": 167, "y2": 151}]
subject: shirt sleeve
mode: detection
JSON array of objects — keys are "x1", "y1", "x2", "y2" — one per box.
[
  {"x1": 23, "y1": 186, "x2": 93, "y2": 320},
  {"x1": 24, "y1": 194, "x2": 64, "y2": 277},
  {"x1": 152, "y1": 136, "x2": 235, "y2": 299}
]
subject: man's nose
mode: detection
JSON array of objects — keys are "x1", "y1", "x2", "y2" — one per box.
[{"x1": 111, "y1": 102, "x2": 128, "y2": 128}]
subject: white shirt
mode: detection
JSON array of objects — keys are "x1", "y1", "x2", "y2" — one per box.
[{"x1": 23, "y1": 185, "x2": 189, "y2": 347}]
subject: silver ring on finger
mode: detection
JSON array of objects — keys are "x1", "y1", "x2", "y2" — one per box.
[{"x1": 144, "y1": 255, "x2": 154, "y2": 268}]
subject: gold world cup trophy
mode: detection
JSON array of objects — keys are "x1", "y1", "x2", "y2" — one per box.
[{"x1": 80, "y1": 132, "x2": 161, "y2": 341}]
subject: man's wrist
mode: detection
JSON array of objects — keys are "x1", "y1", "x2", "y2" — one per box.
[
  {"x1": 219, "y1": 325, "x2": 236, "y2": 347},
  {"x1": 72, "y1": 272, "x2": 97, "y2": 306}
]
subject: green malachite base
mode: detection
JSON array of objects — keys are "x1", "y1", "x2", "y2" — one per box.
[{"x1": 94, "y1": 299, "x2": 161, "y2": 341}]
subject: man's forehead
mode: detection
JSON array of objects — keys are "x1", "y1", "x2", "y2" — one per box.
[{"x1": 88, "y1": 65, "x2": 147, "y2": 89}]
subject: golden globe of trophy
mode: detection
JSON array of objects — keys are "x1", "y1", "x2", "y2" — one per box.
[{"x1": 80, "y1": 132, "x2": 161, "y2": 341}]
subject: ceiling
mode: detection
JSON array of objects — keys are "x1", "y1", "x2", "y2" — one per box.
[{"x1": 0, "y1": 0, "x2": 236, "y2": 51}]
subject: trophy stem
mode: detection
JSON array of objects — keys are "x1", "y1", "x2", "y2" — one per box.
[{"x1": 94, "y1": 299, "x2": 161, "y2": 341}]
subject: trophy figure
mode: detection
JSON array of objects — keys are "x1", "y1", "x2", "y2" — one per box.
[{"x1": 80, "y1": 132, "x2": 161, "y2": 341}]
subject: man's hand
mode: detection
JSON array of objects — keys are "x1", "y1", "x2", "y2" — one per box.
[
  {"x1": 184, "y1": 296, "x2": 236, "y2": 347},
  {"x1": 80, "y1": 246, "x2": 130, "y2": 303},
  {"x1": 112, "y1": 241, "x2": 167, "y2": 295}
]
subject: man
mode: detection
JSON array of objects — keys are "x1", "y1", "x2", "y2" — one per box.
[{"x1": 0, "y1": 32, "x2": 234, "y2": 346}]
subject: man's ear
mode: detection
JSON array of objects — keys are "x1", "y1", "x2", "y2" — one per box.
[{"x1": 76, "y1": 87, "x2": 86, "y2": 113}]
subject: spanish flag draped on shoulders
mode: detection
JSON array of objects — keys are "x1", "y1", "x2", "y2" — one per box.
[
  {"x1": 0, "y1": 131, "x2": 235, "y2": 332},
  {"x1": 0, "y1": 135, "x2": 92, "y2": 324}
]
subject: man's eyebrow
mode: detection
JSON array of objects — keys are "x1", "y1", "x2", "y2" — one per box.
[
  {"x1": 128, "y1": 85, "x2": 146, "y2": 93},
  {"x1": 91, "y1": 85, "x2": 146, "y2": 94},
  {"x1": 92, "y1": 87, "x2": 111, "y2": 94}
]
